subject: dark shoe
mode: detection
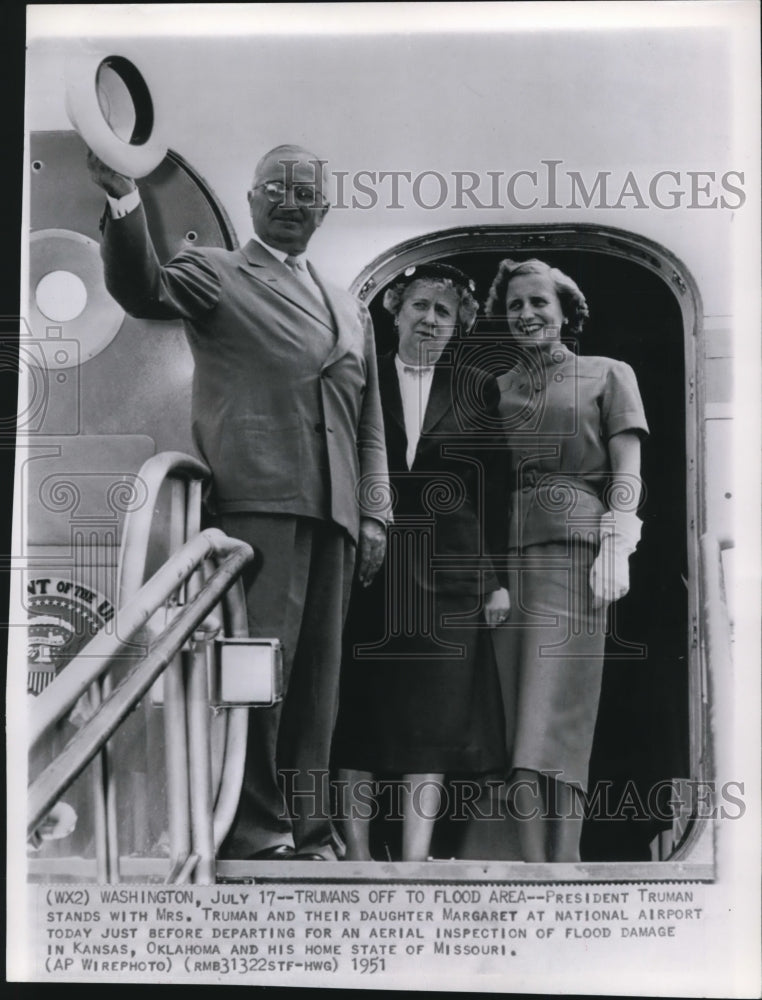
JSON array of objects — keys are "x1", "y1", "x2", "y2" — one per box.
[
  {"x1": 246, "y1": 845, "x2": 295, "y2": 861},
  {"x1": 293, "y1": 852, "x2": 328, "y2": 861}
]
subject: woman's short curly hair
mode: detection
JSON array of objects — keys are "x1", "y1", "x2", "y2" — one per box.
[
  {"x1": 484, "y1": 258, "x2": 589, "y2": 335},
  {"x1": 382, "y1": 262, "x2": 480, "y2": 331}
]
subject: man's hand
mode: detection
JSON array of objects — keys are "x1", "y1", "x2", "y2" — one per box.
[
  {"x1": 357, "y1": 517, "x2": 387, "y2": 587},
  {"x1": 86, "y1": 148, "x2": 137, "y2": 198},
  {"x1": 484, "y1": 587, "x2": 511, "y2": 627}
]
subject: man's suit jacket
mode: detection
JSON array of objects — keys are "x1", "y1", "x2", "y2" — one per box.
[
  {"x1": 378, "y1": 352, "x2": 509, "y2": 595},
  {"x1": 100, "y1": 205, "x2": 391, "y2": 542}
]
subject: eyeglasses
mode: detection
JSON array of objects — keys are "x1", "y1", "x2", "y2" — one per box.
[{"x1": 252, "y1": 181, "x2": 327, "y2": 208}]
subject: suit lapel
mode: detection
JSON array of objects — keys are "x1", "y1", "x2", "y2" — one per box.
[
  {"x1": 238, "y1": 240, "x2": 335, "y2": 331},
  {"x1": 312, "y1": 267, "x2": 365, "y2": 367},
  {"x1": 379, "y1": 354, "x2": 405, "y2": 432},
  {"x1": 420, "y1": 362, "x2": 454, "y2": 438}
]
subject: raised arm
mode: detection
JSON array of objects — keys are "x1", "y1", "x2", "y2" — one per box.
[{"x1": 87, "y1": 149, "x2": 220, "y2": 321}]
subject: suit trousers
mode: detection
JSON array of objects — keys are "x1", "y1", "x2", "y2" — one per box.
[{"x1": 218, "y1": 513, "x2": 355, "y2": 858}]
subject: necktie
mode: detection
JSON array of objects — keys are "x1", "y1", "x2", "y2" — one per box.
[
  {"x1": 284, "y1": 254, "x2": 309, "y2": 283},
  {"x1": 284, "y1": 254, "x2": 325, "y2": 307},
  {"x1": 401, "y1": 365, "x2": 434, "y2": 378},
  {"x1": 283, "y1": 254, "x2": 334, "y2": 340}
]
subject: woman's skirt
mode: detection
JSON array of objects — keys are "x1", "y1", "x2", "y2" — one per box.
[
  {"x1": 333, "y1": 582, "x2": 506, "y2": 775},
  {"x1": 494, "y1": 542, "x2": 606, "y2": 790}
]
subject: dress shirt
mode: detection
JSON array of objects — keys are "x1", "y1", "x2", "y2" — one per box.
[
  {"x1": 106, "y1": 187, "x2": 141, "y2": 219},
  {"x1": 395, "y1": 354, "x2": 435, "y2": 469}
]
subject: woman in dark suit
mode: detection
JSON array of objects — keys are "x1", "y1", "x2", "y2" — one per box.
[{"x1": 333, "y1": 263, "x2": 511, "y2": 862}]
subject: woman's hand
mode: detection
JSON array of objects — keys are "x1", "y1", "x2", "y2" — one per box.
[
  {"x1": 589, "y1": 532, "x2": 630, "y2": 608},
  {"x1": 591, "y1": 430, "x2": 644, "y2": 608},
  {"x1": 589, "y1": 508, "x2": 642, "y2": 609},
  {"x1": 484, "y1": 587, "x2": 511, "y2": 627}
]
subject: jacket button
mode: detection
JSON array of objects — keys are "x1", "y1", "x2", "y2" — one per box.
[{"x1": 314, "y1": 422, "x2": 325, "y2": 433}]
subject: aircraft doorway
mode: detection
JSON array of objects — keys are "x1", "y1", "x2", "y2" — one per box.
[{"x1": 352, "y1": 228, "x2": 698, "y2": 863}]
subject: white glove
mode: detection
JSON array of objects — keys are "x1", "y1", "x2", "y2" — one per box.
[{"x1": 589, "y1": 510, "x2": 642, "y2": 609}]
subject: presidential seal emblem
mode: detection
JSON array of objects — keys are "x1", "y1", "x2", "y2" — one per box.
[{"x1": 27, "y1": 577, "x2": 115, "y2": 695}]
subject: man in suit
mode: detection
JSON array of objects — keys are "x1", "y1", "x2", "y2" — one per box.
[{"x1": 87, "y1": 143, "x2": 390, "y2": 860}]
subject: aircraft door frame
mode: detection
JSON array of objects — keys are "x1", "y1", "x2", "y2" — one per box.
[{"x1": 352, "y1": 223, "x2": 716, "y2": 868}]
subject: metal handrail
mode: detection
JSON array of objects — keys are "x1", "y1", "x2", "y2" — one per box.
[
  {"x1": 211, "y1": 577, "x2": 249, "y2": 850},
  {"x1": 29, "y1": 528, "x2": 245, "y2": 747},
  {"x1": 28, "y1": 531, "x2": 254, "y2": 837},
  {"x1": 114, "y1": 452, "x2": 210, "y2": 882},
  {"x1": 114, "y1": 450, "x2": 251, "y2": 873},
  {"x1": 118, "y1": 451, "x2": 211, "y2": 606}
]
